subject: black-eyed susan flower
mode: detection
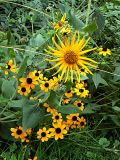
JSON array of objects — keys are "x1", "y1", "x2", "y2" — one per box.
[
  {"x1": 43, "y1": 103, "x2": 56, "y2": 114},
  {"x1": 52, "y1": 112, "x2": 63, "y2": 123},
  {"x1": 32, "y1": 70, "x2": 43, "y2": 81},
  {"x1": 74, "y1": 87, "x2": 89, "y2": 98},
  {"x1": 98, "y1": 47, "x2": 111, "y2": 56},
  {"x1": 5, "y1": 59, "x2": 16, "y2": 75},
  {"x1": 37, "y1": 127, "x2": 51, "y2": 142},
  {"x1": 60, "y1": 26, "x2": 71, "y2": 37},
  {"x1": 66, "y1": 113, "x2": 79, "y2": 126},
  {"x1": 65, "y1": 89, "x2": 73, "y2": 98},
  {"x1": 10, "y1": 126, "x2": 26, "y2": 139},
  {"x1": 50, "y1": 122, "x2": 67, "y2": 140},
  {"x1": 78, "y1": 116, "x2": 86, "y2": 128},
  {"x1": 45, "y1": 31, "x2": 97, "y2": 82},
  {"x1": 49, "y1": 76, "x2": 60, "y2": 90},
  {"x1": 40, "y1": 80, "x2": 51, "y2": 92},
  {"x1": 80, "y1": 67, "x2": 88, "y2": 75},
  {"x1": 73, "y1": 100, "x2": 84, "y2": 111},
  {"x1": 19, "y1": 72, "x2": 38, "y2": 89},
  {"x1": 18, "y1": 85, "x2": 31, "y2": 96},
  {"x1": 21, "y1": 128, "x2": 32, "y2": 143},
  {"x1": 62, "y1": 98, "x2": 70, "y2": 104},
  {"x1": 52, "y1": 13, "x2": 67, "y2": 31}
]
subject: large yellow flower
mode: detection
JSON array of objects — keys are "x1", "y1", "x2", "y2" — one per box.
[{"x1": 45, "y1": 32, "x2": 97, "y2": 82}]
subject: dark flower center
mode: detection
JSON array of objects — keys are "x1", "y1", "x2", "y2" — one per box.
[
  {"x1": 46, "y1": 8, "x2": 51, "y2": 12},
  {"x1": 79, "y1": 89, "x2": 84, "y2": 93},
  {"x1": 72, "y1": 116, "x2": 77, "y2": 121},
  {"x1": 16, "y1": 129, "x2": 22, "y2": 135},
  {"x1": 7, "y1": 65, "x2": 11, "y2": 69},
  {"x1": 63, "y1": 32, "x2": 67, "y2": 36},
  {"x1": 80, "y1": 122, "x2": 85, "y2": 126},
  {"x1": 27, "y1": 78, "x2": 32, "y2": 84},
  {"x1": 81, "y1": 68, "x2": 85, "y2": 72},
  {"x1": 64, "y1": 51, "x2": 78, "y2": 64},
  {"x1": 55, "y1": 115, "x2": 60, "y2": 120},
  {"x1": 67, "y1": 90, "x2": 71, "y2": 93},
  {"x1": 21, "y1": 87, "x2": 26, "y2": 92},
  {"x1": 77, "y1": 103, "x2": 82, "y2": 107},
  {"x1": 35, "y1": 72, "x2": 39, "y2": 76},
  {"x1": 41, "y1": 132, "x2": 46, "y2": 137},
  {"x1": 44, "y1": 82, "x2": 49, "y2": 88},
  {"x1": 102, "y1": 48, "x2": 107, "y2": 51},
  {"x1": 56, "y1": 128, "x2": 61, "y2": 134}
]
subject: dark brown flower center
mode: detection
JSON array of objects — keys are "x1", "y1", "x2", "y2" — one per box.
[
  {"x1": 35, "y1": 72, "x2": 39, "y2": 76},
  {"x1": 27, "y1": 78, "x2": 32, "y2": 84},
  {"x1": 67, "y1": 90, "x2": 71, "y2": 93},
  {"x1": 77, "y1": 103, "x2": 82, "y2": 107},
  {"x1": 44, "y1": 82, "x2": 49, "y2": 88},
  {"x1": 80, "y1": 122, "x2": 85, "y2": 126},
  {"x1": 55, "y1": 115, "x2": 60, "y2": 120},
  {"x1": 72, "y1": 116, "x2": 77, "y2": 121},
  {"x1": 64, "y1": 51, "x2": 78, "y2": 64},
  {"x1": 56, "y1": 128, "x2": 61, "y2": 134},
  {"x1": 102, "y1": 48, "x2": 107, "y2": 51},
  {"x1": 81, "y1": 68, "x2": 85, "y2": 72},
  {"x1": 16, "y1": 129, "x2": 22, "y2": 135},
  {"x1": 79, "y1": 89, "x2": 84, "y2": 93},
  {"x1": 21, "y1": 87, "x2": 26, "y2": 92},
  {"x1": 41, "y1": 132, "x2": 46, "y2": 137},
  {"x1": 7, "y1": 65, "x2": 11, "y2": 69}
]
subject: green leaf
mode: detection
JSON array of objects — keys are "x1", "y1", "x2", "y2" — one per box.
[
  {"x1": 93, "y1": 11, "x2": 105, "y2": 31},
  {"x1": 113, "y1": 66, "x2": 120, "y2": 81},
  {"x1": 30, "y1": 34, "x2": 45, "y2": 47},
  {"x1": 2, "y1": 79, "x2": 16, "y2": 99},
  {"x1": 17, "y1": 56, "x2": 28, "y2": 78},
  {"x1": 22, "y1": 102, "x2": 45, "y2": 130},
  {"x1": 92, "y1": 73, "x2": 108, "y2": 88},
  {"x1": 81, "y1": 106, "x2": 94, "y2": 114},
  {"x1": 112, "y1": 106, "x2": 120, "y2": 112},
  {"x1": 8, "y1": 99, "x2": 27, "y2": 108},
  {"x1": 47, "y1": 90, "x2": 59, "y2": 108},
  {"x1": 83, "y1": 21, "x2": 98, "y2": 33},
  {"x1": 57, "y1": 105, "x2": 80, "y2": 114},
  {"x1": 68, "y1": 11, "x2": 84, "y2": 30},
  {"x1": 10, "y1": 154, "x2": 17, "y2": 160},
  {"x1": 99, "y1": 138, "x2": 110, "y2": 148}
]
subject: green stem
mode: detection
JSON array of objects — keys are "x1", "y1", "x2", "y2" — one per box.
[{"x1": 86, "y1": 0, "x2": 92, "y2": 26}]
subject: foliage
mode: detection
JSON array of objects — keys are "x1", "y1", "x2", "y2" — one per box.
[{"x1": 0, "y1": 0, "x2": 120, "y2": 159}]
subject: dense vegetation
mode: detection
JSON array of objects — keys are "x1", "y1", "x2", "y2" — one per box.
[{"x1": 0, "y1": 0, "x2": 120, "y2": 160}]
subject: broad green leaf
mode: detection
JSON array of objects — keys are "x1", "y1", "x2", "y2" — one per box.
[
  {"x1": 8, "y1": 99, "x2": 27, "y2": 108},
  {"x1": 68, "y1": 11, "x2": 84, "y2": 30},
  {"x1": 83, "y1": 21, "x2": 98, "y2": 33},
  {"x1": 17, "y1": 56, "x2": 28, "y2": 78},
  {"x1": 81, "y1": 106, "x2": 94, "y2": 114},
  {"x1": 57, "y1": 105, "x2": 80, "y2": 114},
  {"x1": 93, "y1": 11, "x2": 105, "y2": 31},
  {"x1": 92, "y1": 73, "x2": 108, "y2": 88},
  {"x1": 99, "y1": 138, "x2": 110, "y2": 148},
  {"x1": 22, "y1": 102, "x2": 45, "y2": 130},
  {"x1": 30, "y1": 34, "x2": 45, "y2": 47},
  {"x1": 2, "y1": 79, "x2": 16, "y2": 99}
]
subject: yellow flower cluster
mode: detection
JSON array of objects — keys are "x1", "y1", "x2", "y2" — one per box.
[
  {"x1": 36, "y1": 102, "x2": 87, "y2": 142},
  {"x1": 18, "y1": 70, "x2": 60, "y2": 96},
  {"x1": 10, "y1": 126, "x2": 32, "y2": 142}
]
